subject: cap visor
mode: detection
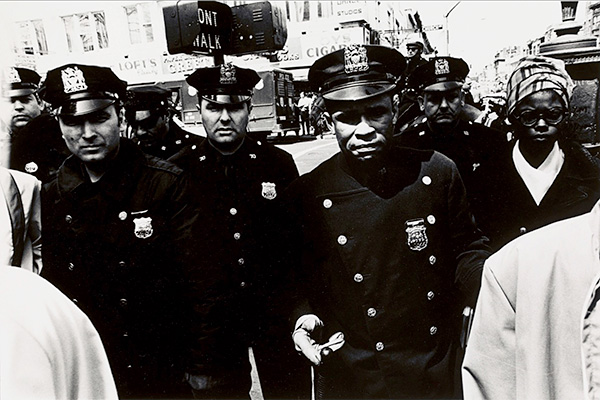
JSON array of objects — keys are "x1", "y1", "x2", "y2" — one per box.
[
  {"x1": 322, "y1": 83, "x2": 396, "y2": 101},
  {"x1": 201, "y1": 94, "x2": 251, "y2": 104},
  {"x1": 423, "y1": 81, "x2": 463, "y2": 92},
  {"x1": 59, "y1": 99, "x2": 115, "y2": 116},
  {"x1": 5, "y1": 88, "x2": 36, "y2": 98}
]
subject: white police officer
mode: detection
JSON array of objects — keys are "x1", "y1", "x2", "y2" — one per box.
[
  {"x1": 170, "y1": 63, "x2": 304, "y2": 399},
  {"x1": 40, "y1": 63, "x2": 195, "y2": 398}
]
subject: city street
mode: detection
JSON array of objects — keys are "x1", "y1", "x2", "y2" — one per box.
[{"x1": 274, "y1": 133, "x2": 339, "y2": 175}]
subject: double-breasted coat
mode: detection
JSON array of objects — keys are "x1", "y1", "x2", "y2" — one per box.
[
  {"x1": 470, "y1": 139, "x2": 600, "y2": 252},
  {"x1": 169, "y1": 136, "x2": 303, "y2": 397},
  {"x1": 396, "y1": 119, "x2": 508, "y2": 200},
  {"x1": 281, "y1": 147, "x2": 491, "y2": 399},
  {"x1": 41, "y1": 139, "x2": 195, "y2": 398}
]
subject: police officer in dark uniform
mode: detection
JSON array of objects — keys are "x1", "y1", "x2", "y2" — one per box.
[
  {"x1": 169, "y1": 63, "x2": 305, "y2": 399},
  {"x1": 284, "y1": 44, "x2": 491, "y2": 399},
  {"x1": 396, "y1": 57, "x2": 508, "y2": 198},
  {"x1": 125, "y1": 85, "x2": 199, "y2": 159},
  {"x1": 39, "y1": 63, "x2": 195, "y2": 399},
  {"x1": 2, "y1": 67, "x2": 70, "y2": 183}
]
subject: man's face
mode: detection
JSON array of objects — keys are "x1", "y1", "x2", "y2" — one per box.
[
  {"x1": 419, "y1": 87, "x2": 464, "y2": 130},
  {"x1": 128, "y1": 110, "x2": 169, "y2": 149},
  {"x1": 513, "y1": 89, "x2": 565, "y2": 146},
  {"x1": 200, "y1": 99, "x2": 249, "y2": 149},
  {"x1": 58, "y1": 105, "x2": 121, "y2": 165},
  {"x1": 0, "y1": 93, "x2": 43, "y2": 133},
  {"x1": 406, "y1": 45, "x2": 422, "y2": 59},
  {"x1": 328, "y1": 93, "x2": 396, "y2": 163}
]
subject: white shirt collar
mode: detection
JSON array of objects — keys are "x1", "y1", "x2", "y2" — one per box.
[{"x1": 513, "y1": 140, "x2": 564, "y2": 206}]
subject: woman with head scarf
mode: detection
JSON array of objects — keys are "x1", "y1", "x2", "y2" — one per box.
[
  {"x1": 469, "y1": 55, "x2": 600, "y2": 252},
  {"x1": 462, "y1": 57, "x2": 600, "y2": 400}
]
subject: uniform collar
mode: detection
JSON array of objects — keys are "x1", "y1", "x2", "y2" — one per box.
[{"x1": 57, "y1": 138, "x2": 145, "y2": 202}]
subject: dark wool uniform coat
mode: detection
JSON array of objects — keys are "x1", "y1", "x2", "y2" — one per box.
[
  {"x1": 470, "y1": 139, "x2": 600, "y2": 252},
  {"x1": 396, "y1": 119, "x2": 509, "y2": 200},
  {"x1": 41, "y1": 139, "x2": 195, "y2": 399},
  {"x1": 136, "y1": 119, "x2": 202, "y2": 160},
  {"x1": 169, "y1": 136, "x2": 303, "y2": 397},
  {"x1": 10, "y1": 113, "x2": 71, "y2": 184},
  {"x1": 281, "y1": 146, "x2": 491, "y2": 399}
]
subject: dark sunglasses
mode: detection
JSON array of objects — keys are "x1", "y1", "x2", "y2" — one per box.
[
  {"x1": 515, "y1": 108, "x2": 567, "y2": 127},
  {"x1": 127, "y1": 113, "x2": 161, "y2": 130}
]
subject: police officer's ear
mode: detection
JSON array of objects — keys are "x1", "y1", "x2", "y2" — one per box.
[
  {"x1": 246, "y1": 100, "x2": 252, "y2": 113},
  {"x1": 417, "y1": 95, "x2": 425, "y2": 112}
]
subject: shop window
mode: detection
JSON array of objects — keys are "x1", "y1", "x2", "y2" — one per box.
[
  {"x1": 124, "y1": 3, "x2": 154, "y2": 45},
  {"x1": 62, "y1": 11, "x2": 109, "y2": 52},
  {"x1": 14, "y1": 19, "x2": 48, "y2": 55}
]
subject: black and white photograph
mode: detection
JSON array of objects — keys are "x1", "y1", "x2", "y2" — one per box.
[{"x1": 1, "y1": 1, "x2": 600, "y2": 399}]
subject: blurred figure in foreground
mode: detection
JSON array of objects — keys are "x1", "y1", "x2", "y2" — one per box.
[{"x1": 0, "y1": 266, "x2": 118, "y2": 399}]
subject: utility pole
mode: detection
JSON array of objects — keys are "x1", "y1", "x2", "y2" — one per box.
[{"x1": 445, "y1": 1, "x2": 461, "y2": 56}]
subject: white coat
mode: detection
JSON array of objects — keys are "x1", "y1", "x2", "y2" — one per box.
[
  {"x1": 0, "y1": 266, "x2": 118, "y2": 399},
  {"x1": 462, "y1": 200, "x2": 600, "y2": 399}
]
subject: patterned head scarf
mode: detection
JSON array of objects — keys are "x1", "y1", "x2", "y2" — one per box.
[{"x1": 506, "y1": 55, "x2": 574, "y2": 116}]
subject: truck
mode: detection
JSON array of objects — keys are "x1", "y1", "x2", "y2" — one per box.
[{"x1": 248, "y1": 68, "x2": 299, "y2": 139}]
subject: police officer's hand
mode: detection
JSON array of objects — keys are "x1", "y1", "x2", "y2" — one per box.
[{"x1": 292, "y1": 314, "x2": 324, "y2": 365}]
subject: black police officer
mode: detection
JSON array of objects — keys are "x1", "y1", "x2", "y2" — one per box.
[
  {"x1": 125, "y1": 85, "x2": 199, "y2": 159},
  {"x1": 283, "y1": 44, "x2": 490, "y2": 399}
]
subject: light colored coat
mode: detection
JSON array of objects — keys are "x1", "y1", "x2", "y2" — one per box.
[
  {"x1": 0, "y1": 167, "x2": 42, "y2": 273},
  {"x1": 462, "y1": 200, "x2": 600, "y2": 399},
  {"x1": 0, "y1": 266, "x2": 118, "y2": 399}
]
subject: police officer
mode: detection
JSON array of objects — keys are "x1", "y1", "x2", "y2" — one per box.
[
  {"x1": 283, "y1": 44, "x2": 491, "y2": 399},
  {"x1": 39, "y1": 63, "x2": 195, "y2": 398},
  {"x1": 396, "y1": 57, "x2": 507, "y2": 197},
  {"x1": 125, "y1": 85, "x2": 199, "y2": 159},
  {"x1": 395, "y1": 35, "x2": 429, "y2": 134},
  {"x1": 169, "y1": 63, "x2": 304, "y2": 399},
  {"x1": 1, "y1": 67, "x2": 70, "y2": 183}
]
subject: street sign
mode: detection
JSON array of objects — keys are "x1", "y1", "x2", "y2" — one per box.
[
  {"x1": 163, "y1": 1, "x2": 232, "y2": 55},
  {"x1": 422, "y1": 24, "x2": 444, "y2": 32}
]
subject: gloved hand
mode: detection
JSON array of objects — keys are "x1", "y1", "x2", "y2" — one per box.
[
  {"x1": 292, "y1": 314, "x2": 324, "y2": 365},
  {"x1": 185, "y1": 373, "x2": 211, "y2": 391}
]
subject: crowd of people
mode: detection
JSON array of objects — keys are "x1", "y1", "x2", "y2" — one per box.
[{"x1": 1, "y1": 39, "x2": 600, "y2": 400}]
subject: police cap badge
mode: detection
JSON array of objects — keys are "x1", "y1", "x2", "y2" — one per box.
[
  {"x1": 40, "y1": 64, "x2": 127, "y2": 116},
  {"x1": 408, "y1": 56, "x2": 469, "y2": 92},
  {"x1": 308, "y1": 44, "x2": 406, "y2": 101},
  {"x1": 186, "y1": 62, "x2": 260, "y2": 105}
]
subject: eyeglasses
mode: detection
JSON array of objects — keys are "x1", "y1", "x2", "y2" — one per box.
[
  {"x1": 515, "y1": 108, "x2": 567, "y2": 127},
  {"x1": 127, "y1": 113, "x2": 161, "y2": 130}
]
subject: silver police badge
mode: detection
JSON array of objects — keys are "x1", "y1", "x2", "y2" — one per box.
[
  {"x1": 261, "y1": 182, "x2": 277, "y2": 200},
  {"x1": 133, "y1": 217, "x2": 153, "y2": 239},
  {"x1": 405, "y1": 218, "x2": 428, "y2": 251},
  {"x1": 344, "y1": 44, "x2": 369, "y2": 74},
  {"x1": 61, "y1": 66, "x2": 88, "y2": 94},
  {"x1": 434, "y1": 59, "x2": 450, "y2": 76},
  {"x1": 7, "y1": 67, "x2": 20, "y2": 83},
  {"x1": 220, "y1": 63, "x2": 237, "y2": 85}
]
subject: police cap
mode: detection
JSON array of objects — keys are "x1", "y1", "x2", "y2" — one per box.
[
  {"x1": 308, "y1": 44, "x2": 406, "y2": 101},
  {"x1": 40, "y1": 64, "x2": 127, "y2": 116},
  {"x1": 409, "y1": 56, "x2": 469, "y2": 92},
  {"x1": 186, "y1": 63, "x2": 260, "y2": 105},
  {"x1": 125, "y1": 86, "x2": 170, "y2": 122},
  {"x1": 2, "y1": 67, "x2": 41, "y2": 98}
]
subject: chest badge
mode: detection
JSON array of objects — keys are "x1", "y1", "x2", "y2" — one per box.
[
  {"x1": 405, "y1": 218, "x2": 428, "y2": 251},
  {"x1": 261, "y1": 182, "x2": 277, "y2": 200},
  {"x1": 133, "y1": 217, "x2": 153, "y2": 239}
]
